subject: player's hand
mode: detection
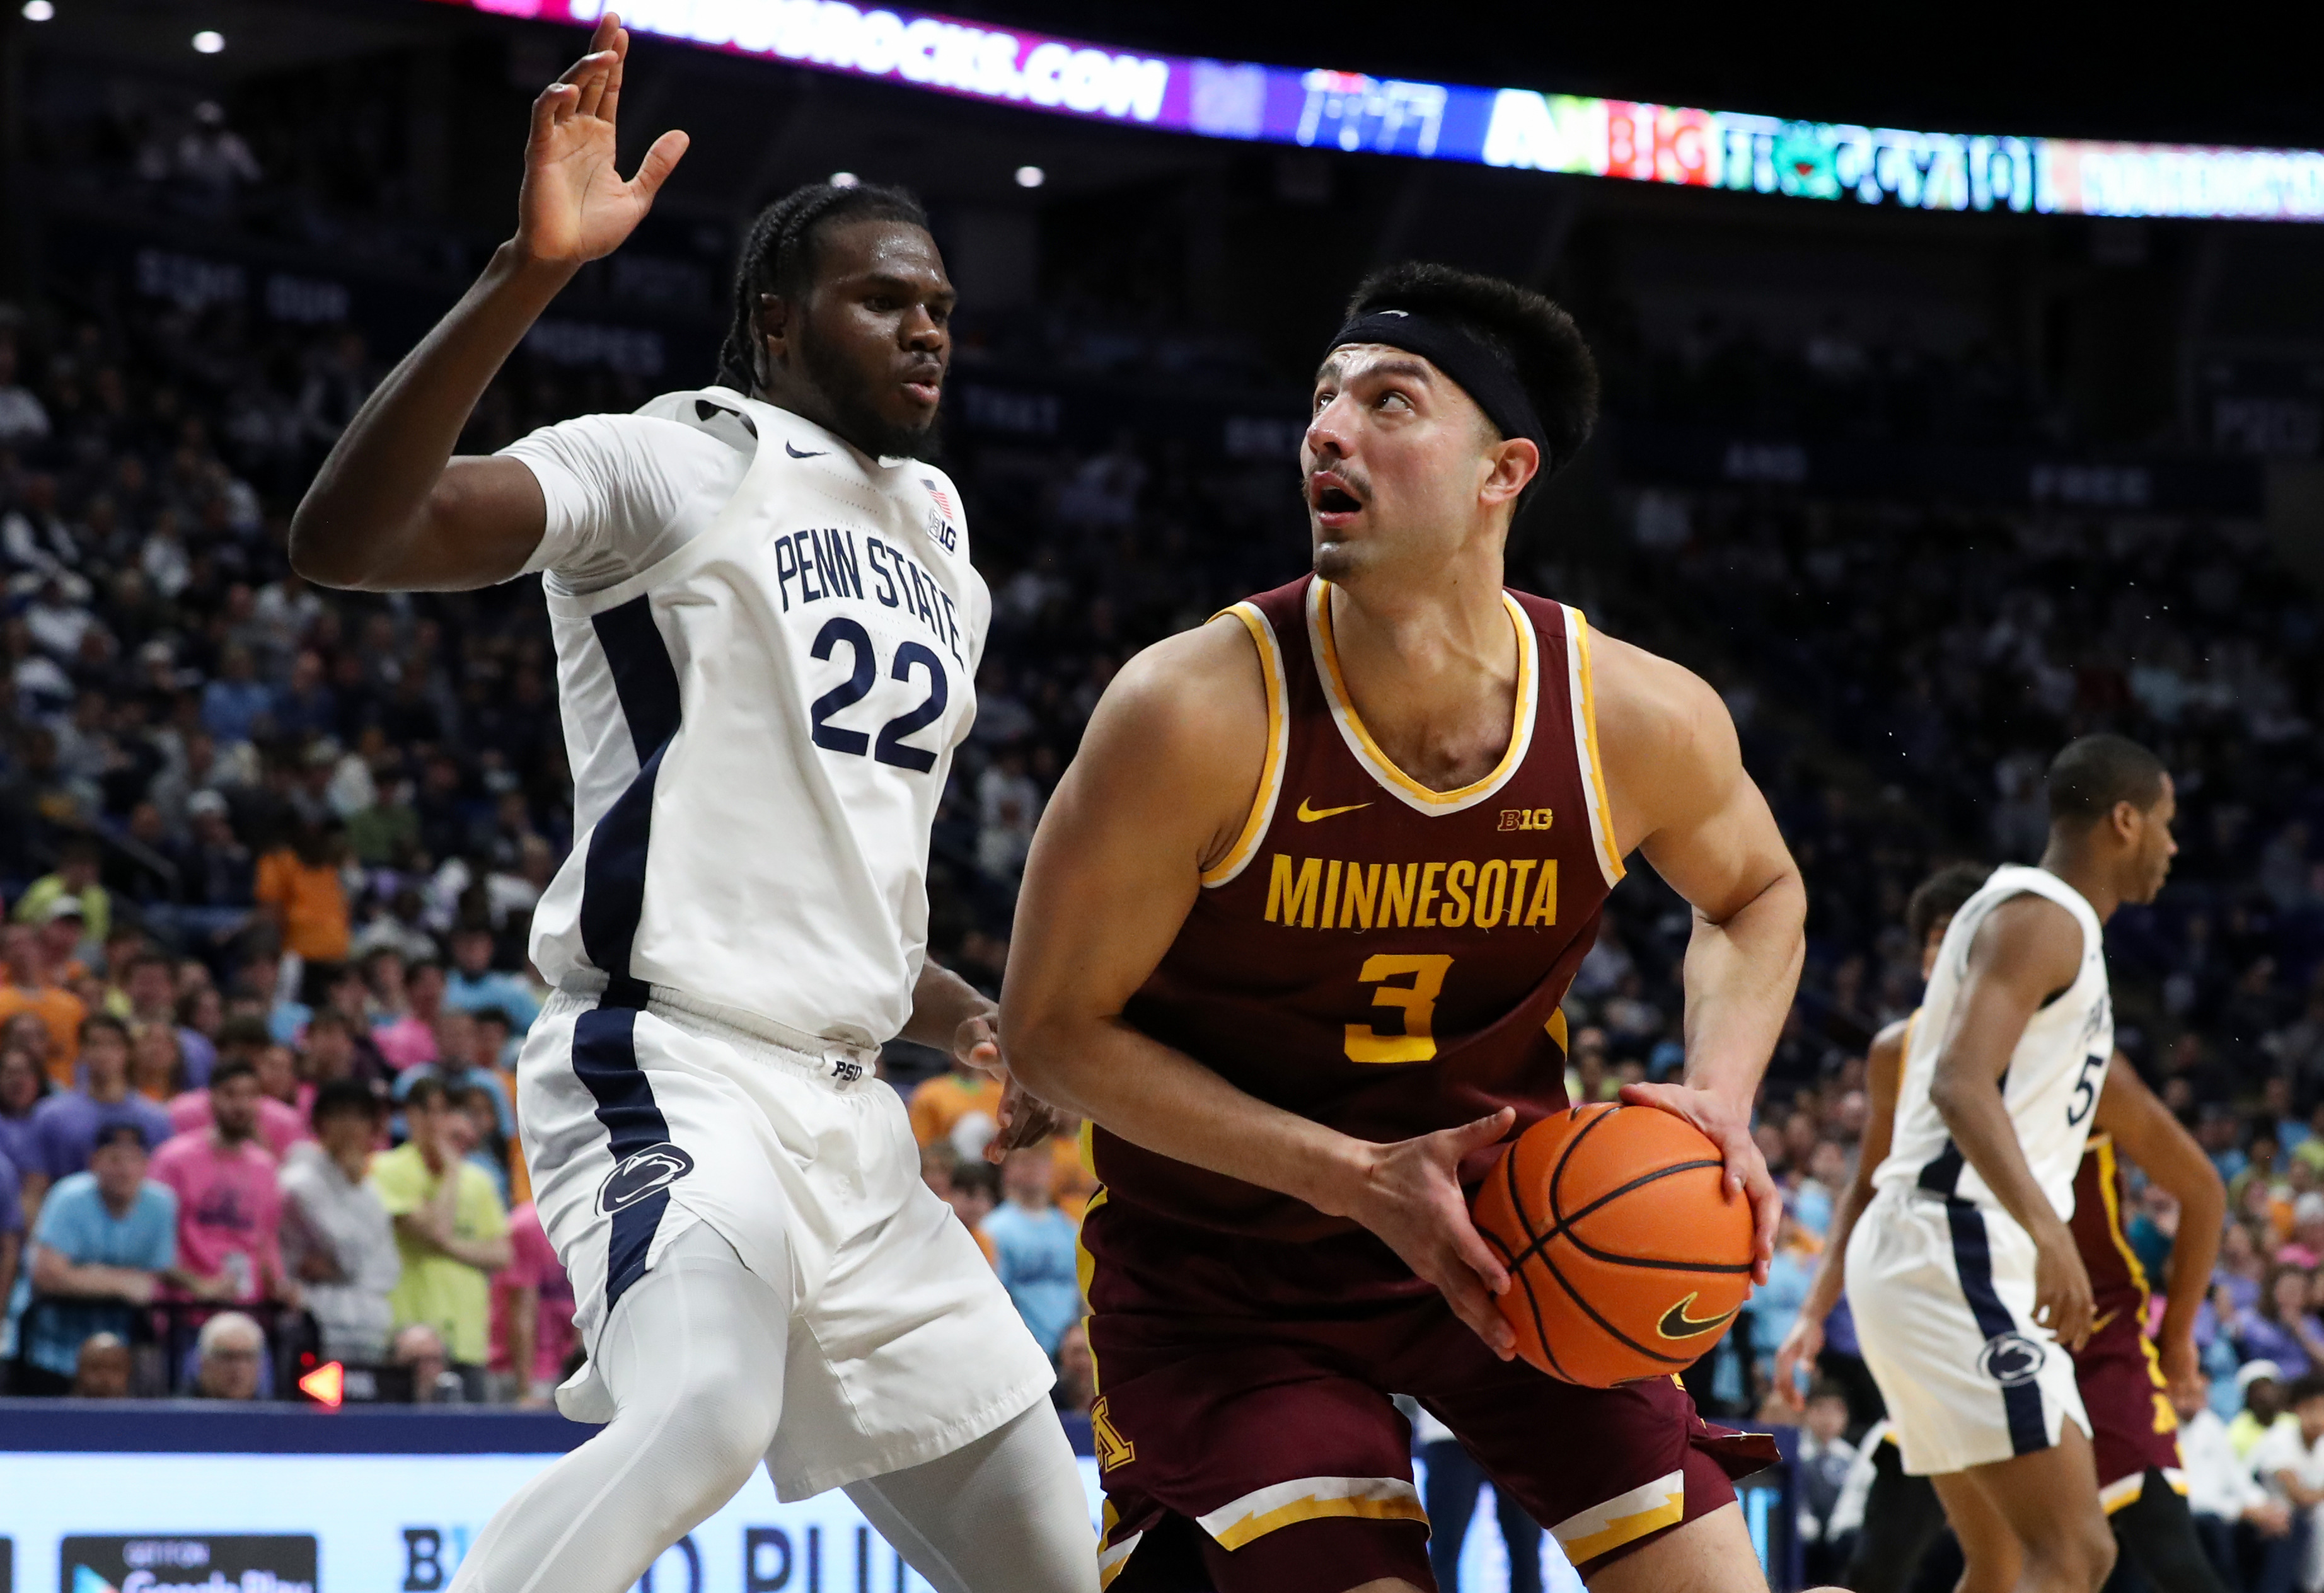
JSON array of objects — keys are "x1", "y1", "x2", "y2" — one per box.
[
  {"x1": 2029, "y1": 1219, "x2": 2095, "y2": 1351},
  {"x1": 1336, "y1": 1109, "x2": 1518, "y2": 1360},
  {"x1": 2158, "y1": 1331, "x2": 2203, "y2": 1410},
  {"x1": 1619, "y1": 1081, "x2": 1779, "y2": 1285},
  {"x1": 2253, "y1": 1498, "x2": 2294, "y2": 1537},
  {"x1": 955, "y1": 1010, "x2": 1066, "y2": 1156},
  {"x1": 516, "y1": 13, "x2": 690, "y2": 270},
  {"x1": 1772, "y1": 1313, "x2": 1824, "y2": 1409}
]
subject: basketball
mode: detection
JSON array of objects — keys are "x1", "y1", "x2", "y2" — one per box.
[{"x1": 1472, "y1": 1103, "x2": 1755, "y2": 1388}]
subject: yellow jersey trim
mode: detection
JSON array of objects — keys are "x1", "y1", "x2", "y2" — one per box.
[
  {"x1": 1201, "y1": 603, "x2": 1290, "y2": 887},
  {"x1": 1552, "y1": 1469, "x2": 1684, "y2": 1563},
  {"x1": 1197, "y1": 1476, "x2": 1428, "y2": 1551},
  {"x1": 1563, "y1": 606, "x2": 1626, "y2": 887},
  {"x1": 1305, "y1": 579, "x2": 1537, "y2": 816}
]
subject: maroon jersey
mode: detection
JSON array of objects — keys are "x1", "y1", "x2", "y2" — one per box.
[
  {"x1": 2071, "y1": 1131, "x2": 2153, "y2": 1331},
  {"x1": 1101, "y1": 573, "x2": 1623, "y2": 1245},
  {"x1": 2069, "y1": 1131, "x2": 2182, "y2": 1495}
]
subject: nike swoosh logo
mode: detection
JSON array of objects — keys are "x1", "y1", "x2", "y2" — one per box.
[
  {"x1": 1656, "y1": 1292, "x2": 1738, "y2": 1342},
  {"x1": 1296, "y1": 798, "x2": 1370, "y2": 822},
  {"x1": 2088, "y1": 1309, "x2": 2117, "y2": 1337},
  {"x1": 785, "y1": 441, "x2": 828, "y2": 458}
]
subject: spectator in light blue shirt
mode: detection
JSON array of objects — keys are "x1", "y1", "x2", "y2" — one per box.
[
  {"x1": 983, "y1": 1147, "x2": 1082, "y2": 1357},
  {"x1": 443, "y1": 926, "x2": 541, "y2": 1037},
  {"x1": 8, "y1": 1122, "x2": 184, "y2": 1387},
  {"x1": 199, "y1": 646, "x2": 274, "y2": 746}
]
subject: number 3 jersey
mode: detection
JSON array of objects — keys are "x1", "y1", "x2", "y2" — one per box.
[
  {"x1": 1875, "y1": 864, "x2": 2114, "y2": 1220},
  {"x1": 504, "y1": 388, "x2": 986, "y2": 1051},
  {"x1": 1104, "y1": 573, "x2": 1622, "y2": 1253}
]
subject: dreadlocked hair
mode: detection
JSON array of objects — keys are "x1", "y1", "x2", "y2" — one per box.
[{"x1": 716, "y1": 180, "x2": 931, "y2": 393}]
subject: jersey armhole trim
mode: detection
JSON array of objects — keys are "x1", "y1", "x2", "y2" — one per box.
[
  {"x1": 1564, "y1": 606, "x2": 1627, "y2": 887},
  {"x1": 1198, "y1": 602, "x2": 1288, "y2": 888}
]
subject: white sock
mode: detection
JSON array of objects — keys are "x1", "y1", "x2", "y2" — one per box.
[{"x1": 449, "y1": 1225, "x2": 790, "y2": 1593}]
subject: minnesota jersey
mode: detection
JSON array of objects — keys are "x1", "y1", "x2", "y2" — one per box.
[
  {"x1": 1875, "y1": 865, "x2": 2113, "y2": 1219},
  {"x1": 523, "y1": 389, "x2": 988, "y2": 1050},
  {"x1": 1101, "y1": 573, "x2": 1622, "y2": 1246}
]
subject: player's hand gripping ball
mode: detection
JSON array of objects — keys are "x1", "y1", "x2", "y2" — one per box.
[{"x1": 1471, "y1": 1103, "x2": 1755, "y2": 1387}]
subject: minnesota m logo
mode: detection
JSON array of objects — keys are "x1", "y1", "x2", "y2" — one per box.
[{"x1": 1092, "y1": 1396, "x2": 1136, "y2": 1470}]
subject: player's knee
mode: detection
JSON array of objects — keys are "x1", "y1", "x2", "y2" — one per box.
[
  {"x1": 2035, "y1": 1511, "x2": 2115, "y2": 1590},
  {"x1": 624, "y1": 1391, "x2": 780, "y2": 1524}
]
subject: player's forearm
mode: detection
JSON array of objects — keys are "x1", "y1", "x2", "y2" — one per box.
[
  {"x1": 899, "y1": 959, "x2": 995, "y2": 1051},
  {"x1": 1677, "y1": 867, "x2": 1805, "y2": 1104},
  {"x1": 1931, "y1": 1069, "x2": 2066, "y2": 1241},
  {"x1": 1009, "y1": 1013, "x2": 1375, "y2": 1217},
  {"x1": 2159, "y1": 1176, "x2": 2224, "y2": 1351},
  {"x1": 1799, "y1": 1165, "x2": 1878, "y2": 1328},
  {"x1": 291, "y1": 242, "x2": 570, "y2": 589}
]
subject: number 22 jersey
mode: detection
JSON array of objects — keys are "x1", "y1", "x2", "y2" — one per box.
[
  {"x1": 1103, "y1": 573, "x2": 1622, "y2": 1276},
  {"x1": 506, "y1": 388, "x2": 987, "y2": 1052}
]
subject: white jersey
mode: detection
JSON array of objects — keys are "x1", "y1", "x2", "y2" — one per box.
[
  {"x1": 1874, "y1": 863, "x2": 2113, "y2": 1220},
  {"x1": 502, "y1": 387, "x2": 988, "y2": 1051}
]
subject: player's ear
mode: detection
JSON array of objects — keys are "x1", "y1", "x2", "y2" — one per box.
[
  {"x1": 1481, "y1": 436, "x2": 1539, "y2": 509},
  {"x1": 756, "y1": 291, "x2": 792, "y2": 365}
]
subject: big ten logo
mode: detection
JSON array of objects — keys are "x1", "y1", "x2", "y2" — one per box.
[
  {"x1": 1496, "y1": 807, "x2": 1552, "y2": 832},
  {"x1": 746, "y1": 1526, "x2": 920, "y2": 1592}
]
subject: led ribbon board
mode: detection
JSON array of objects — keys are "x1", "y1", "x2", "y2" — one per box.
[{"x1": 437, "y1": 0, "x2": 2324, "y2": 221}]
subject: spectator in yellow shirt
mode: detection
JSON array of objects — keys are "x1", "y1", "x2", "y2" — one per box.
[
  {"x1": 369, "y1": 1074, "x2": 510, "y2": 1377},
  {"x1": 0, "y1": 921, "x2": 85, "y2": 1083}
]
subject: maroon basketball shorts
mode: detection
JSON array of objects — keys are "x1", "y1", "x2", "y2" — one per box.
[
  {"x1": 2071, "y1": 1308, "x2": 2186, "y2": 1512},
  {"x1": 1081, "y1": 1199, "x2": 1778, "y2": 1591}
]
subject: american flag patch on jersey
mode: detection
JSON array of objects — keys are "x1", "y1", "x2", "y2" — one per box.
[{"x1": 920, "y1": 478, "x2": 956, "y2": 522}]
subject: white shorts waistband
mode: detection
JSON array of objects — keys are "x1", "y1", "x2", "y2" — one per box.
[{"x1": 546, "y1": 982, "x2": 884, "y2": 1085}]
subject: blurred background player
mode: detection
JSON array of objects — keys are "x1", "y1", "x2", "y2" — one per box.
[
  {"x1": 1005, "y1": 263, "x2": 1822, "y2": 1592},
  {"x1": 284, "y1": 14, "x2": 1090, "y2": 1592},
  {"x1": 1847, "y1": 735, "x2": 2179, "y2": 1593}
]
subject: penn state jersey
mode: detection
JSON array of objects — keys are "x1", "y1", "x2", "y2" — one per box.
[
  {"x1": 512, "y1": 387, "x2": 988, "y2": 1051},
  {"x1": 1875, "y1": 864, "x2": 2113, "y2": 1219}
]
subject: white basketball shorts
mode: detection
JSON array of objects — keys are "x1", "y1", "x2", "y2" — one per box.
[
  {"x1": 516, "y1": 984, "x2": 1057, "y2": 1500},
  {"x1": 1845, "y1": 1185, "x2": 2090, "y2": 1478}
]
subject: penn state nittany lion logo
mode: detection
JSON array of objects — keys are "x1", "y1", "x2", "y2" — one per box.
[
  {"x1": 1977, "y1": 1331, "x2": 2045, "y2": 1388},
  {"x1": 598, "y1": 1142, "x2": 695, "y2": 1215}
]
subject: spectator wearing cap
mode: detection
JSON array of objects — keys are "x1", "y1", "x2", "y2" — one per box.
[
  {"x1": 190, "y1": 1309, "x2": 267, "y2": 1400},
  {"x1": 166, "y1": 790, "x2": 257, "y2": 950},
  {"x1": 6, "y1": 1120, "x2": 192, "y2": 1395},
  {"x1": 0, "y1": 920, "x2": 86, "y2": 1083},
  {"x1": 371, "y1": 1076, "x2": 508, "y2": 1379},
  {"x1": 11, "y1": 836, "x2": 111, "y2": 952},
  {"x1": 2174, "y1": 1369, "x2": 2292, "y2": 1583},
  {"x1": 279, "y1": 1079, "x2": 398, "y2": 1361},
  {"x1": 442, "y1": 925, "x2": 540, "y2": 1037},
  {"x1": 149, "y1": 1057, "x2": 299, "y2": 1309},
  {"x1": 23, "y1": 1015, "x2": 173, "y2": 1212},
  {"x1": 2284, "y1": 1192, "x2": 2324, "y2": 1270},
  {"x1": 71, "y1": 1331, "x2": 132, "y2": 1397},
  {"x1": 33, "y1": 894, "x2": 93, "y2": 984},
  {"x1": 2233, "y1": 1360, "x2": 2301, "y2": 1459}
]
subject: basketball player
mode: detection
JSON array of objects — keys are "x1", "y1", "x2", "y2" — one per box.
[
  {"x1": 1781, "y1": 858, "x2": 2228, "y2": 1592},
  {"x1": 1844, "y1": 735, "x2": 2178, "y2": 1593},
  {"x1": 1000, "y1": 262, "x2": 1822, "y2": 1592},
  {"x1": 288, "y1": 18, "x2": 1092, "y2": 1593}
]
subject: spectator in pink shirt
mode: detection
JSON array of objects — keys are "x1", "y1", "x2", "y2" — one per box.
[
  {"x1": 490, "y1": 1200, "x2": 575, "y2": 1405},
  {"x1": 168, "y1": 1074, "x2": 308, "y2": 1162},
  {"x1": 148, "y1": 1058, "x2": 301, "y2": 1309},
  {"x1": 371, "y1": 960, "x2": 445, "y2": 1073}
]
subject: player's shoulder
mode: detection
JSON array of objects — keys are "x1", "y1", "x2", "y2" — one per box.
[
  {"x1": 1869, "y1": 1015, "x2": 1912, "y2": 1068},
  {"x1": 1581, "y1": 622, "x2": 1738, "y2": 803},
  {"x1": 1085, "y1": 613, "x2": 1268, "y2": 783}
]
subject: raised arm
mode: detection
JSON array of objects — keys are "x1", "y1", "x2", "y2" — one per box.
[
  {"x1": 1592, "y1": 633, "x2": 1807, "y2": 1280},
  {"x1": 1002, "y1": 618, "x2": 1520, "y2": 1357},
  {"x1": 287, "y1": 14, "x2": 686, "y2": 592},
  {"x1": 1929, "y1": 894, "x2": 2095, "y2": 1348},
  {"x1": 1774, "y1": 1016, "x2": 1908, "y2": 1401},
  {"x1": 2093, "y1": 1057, "x2": 2225, "y2": 1401}
]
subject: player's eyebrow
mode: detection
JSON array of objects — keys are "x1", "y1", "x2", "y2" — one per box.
[{"x1": 1315, "y1": 352, "x2": 1438, "y2": 387}]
